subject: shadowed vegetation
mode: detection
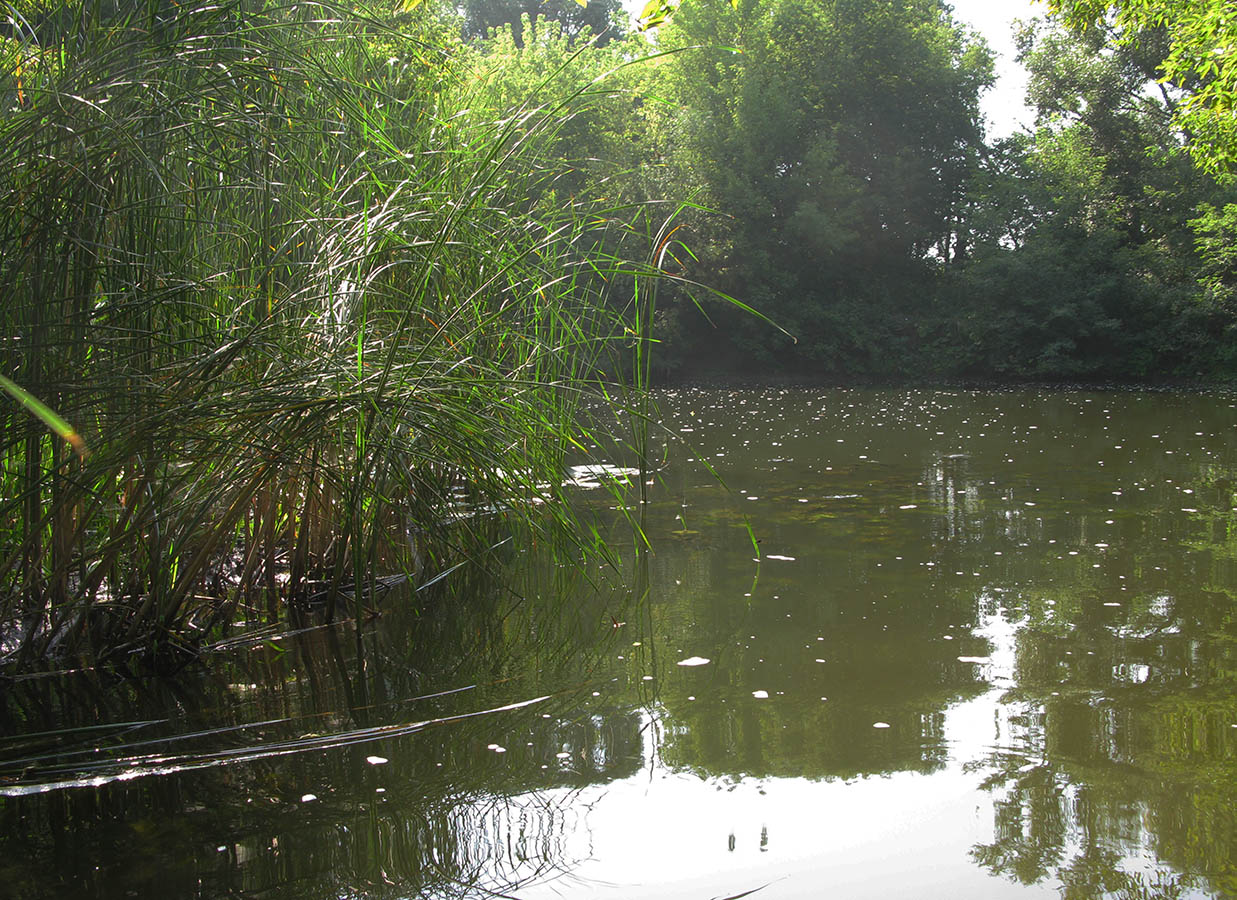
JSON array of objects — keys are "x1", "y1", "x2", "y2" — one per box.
[{"x1": 0, "y1": 0, "x2": 663, "y2": 671}]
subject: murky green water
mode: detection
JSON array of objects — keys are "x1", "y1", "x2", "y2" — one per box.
[{"x1": 4, "y1": 387, "x2": 1237, "y2": 899}]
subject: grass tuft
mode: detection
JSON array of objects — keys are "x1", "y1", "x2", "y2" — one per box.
[{"x1": 0, "y1": 0, "x2": 660, "y2": 670}]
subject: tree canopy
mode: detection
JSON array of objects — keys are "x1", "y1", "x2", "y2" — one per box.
[
  {"x1": 637, "y1": 0, "x2": 993, "y2": 374},
  {"x1": 460, "y1": 0, "x2": 625, "y2": 45},
  {"x1": 1047, "y1": 0, "x2": 1237, "y2": 176}
]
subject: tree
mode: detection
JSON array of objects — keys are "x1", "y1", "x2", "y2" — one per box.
[
  {"x1": 938, "y1": 18, "x2": 1237, "y2": 380},
  {"x1": 1048, "y1": 0, "x2": 1237, "y2": 176},
  {"x1": 645, "y1": 0, "x2": 992, "y2": 375},
  {"x1": 460, "y1": 0, "x2": 625, "y2": 46}
]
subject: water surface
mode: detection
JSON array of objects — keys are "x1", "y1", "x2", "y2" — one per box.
[{"x1": 3, "y1": 387, "x2": 1237, "y2": 899}]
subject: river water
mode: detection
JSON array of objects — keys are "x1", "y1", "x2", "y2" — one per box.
[{"x1": 2, "y1": 387, "x2": 1236, "y2": 899}]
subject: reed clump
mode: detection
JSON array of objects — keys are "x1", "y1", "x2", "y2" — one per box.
[{"x1": 0, "y1": 0, "x2": 644, "y2": 670}]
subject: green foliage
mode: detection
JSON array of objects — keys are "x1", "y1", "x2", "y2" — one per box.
[
  {"x1": 937, "y1": 18, "x2": 1237, "y2": 381},
  {"x1": 6, "y1": 0, "x2": 1237, "y2": 674},
  {"x1": 0, "y1": 0, "x2": 657, "y2": 668},
  {"x1": 1191, "y1": 203, "x2": 1237, "y2": 295},
  {"x1": 0, "y1": 375, "x2": 85, "y2": 457},
  {"x1": 641, "y1": 0, "x2": 992, "y2": 375},
  {"x1": 1048, "y1": 0, "x2": 1237, "y2": 177},
  {"x1": 445, "y1": 0, "x2": 1237, "y2": 384},
  {"x1": 460, "y1": 0, "x2": 625, "y2": 46},
  {"x1": 460, "y1": 11, "x2": 649, "y2": 202}
]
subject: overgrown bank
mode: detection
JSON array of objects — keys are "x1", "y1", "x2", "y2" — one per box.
[
  {"x1": 4, "y1": 0, "x2": 1237, "y2": 672},
  {"x1": 0, "y1": 0, "x2": 658, "y2": 671},
  {"x1": 637, "y1": 3, "x2": 1237, "y2": 383}
]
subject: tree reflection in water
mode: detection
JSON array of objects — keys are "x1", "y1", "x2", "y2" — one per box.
[{"x1": 4, "y1": 388, "x2": 1237, "y2": 899}]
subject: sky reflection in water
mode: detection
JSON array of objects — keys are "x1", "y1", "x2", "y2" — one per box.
[{"x1": 2, "y1": 387, "x2": 1236, "y2": 900}]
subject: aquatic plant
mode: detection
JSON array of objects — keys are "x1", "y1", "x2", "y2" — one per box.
[{"x1": 0, "y1": 0, "x2": 656, "y2": 670}]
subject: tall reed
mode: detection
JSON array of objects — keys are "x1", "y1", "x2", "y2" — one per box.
[{"x1": 0, "y1": 0, "x2": 646, "y2": 669}]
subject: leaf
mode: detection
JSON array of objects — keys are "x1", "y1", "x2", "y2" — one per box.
[
  {"x1": 0, "y1": 374, "x2": 87, "y2": 458},
  {"x1": 638, "y1": 0, "x2": 664, "y2": 20},
  {"x1": 638, "y1": 0, "x2": 676, "y2": 28}
]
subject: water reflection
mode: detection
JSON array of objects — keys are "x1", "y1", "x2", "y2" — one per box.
[
  {"x1": 2, "y1": 388, "x2": 1237, "y2": 899},
  {"x1": 0, "y1": 561, "x2": 646, "y2": 899},
  {"x1": 629, "y1": 387, "x2": 1237, "y2": 898}
]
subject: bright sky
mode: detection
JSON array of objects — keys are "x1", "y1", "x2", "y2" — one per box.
[{"x1": 947, "y1": 0, "x2": 1044, "y2": 137}]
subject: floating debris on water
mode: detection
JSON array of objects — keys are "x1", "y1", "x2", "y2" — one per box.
[
  {"x1": 752, "y1": 690, "x2": 769, "y2": 699},
  {"x1": 563, "y1": 464, "x2": 641, "y2": 490},
  {"x1": 677, "y1": 656, "x2": 711, "y2": 666}
]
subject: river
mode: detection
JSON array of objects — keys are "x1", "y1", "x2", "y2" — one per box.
[{"x1": 2, "y1": 387, "x2": 1236, "y2": 899}]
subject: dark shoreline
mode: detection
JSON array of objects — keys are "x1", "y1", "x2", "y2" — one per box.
[{"x1": 657, "y1": 372, "x2": 1237, "y2": 393}]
